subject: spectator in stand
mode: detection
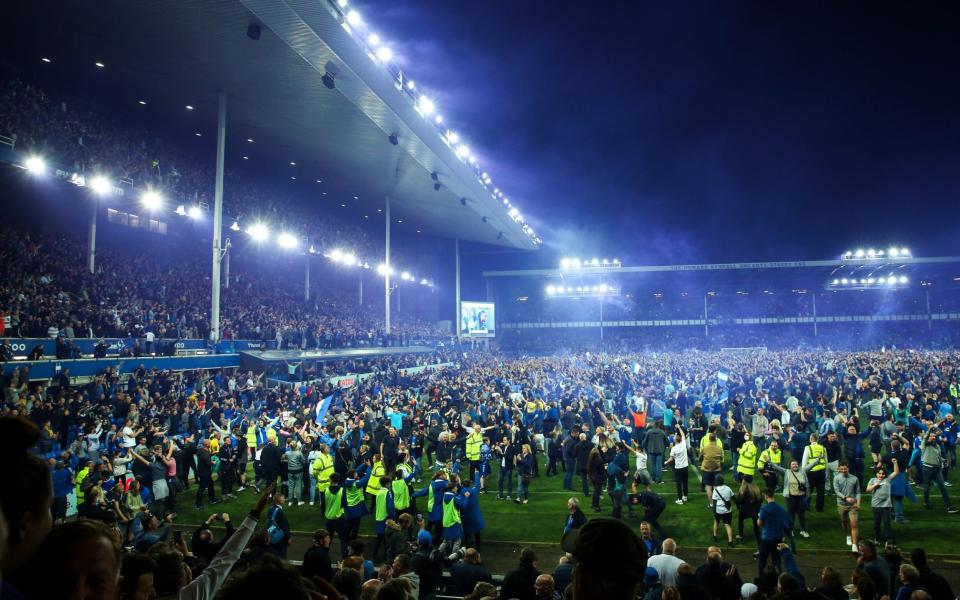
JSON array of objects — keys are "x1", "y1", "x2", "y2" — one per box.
[
  {"x1": 560, "y1": 517, "x2": 648, "y2": 600},
  {"x1": 501, "y1": 546, "x2": 541, "y2": 600},
  {"x1": 449, "y1": 547, "x2": 494, "y2": 596},
  {"x1": 301, "y1": 529, "x2": 334, "y2": 582},
  {"x1": 909, "y1": 548, "x2": 954, "y2": 600},
  {"x1": 647, "y1": 538, "x2": 685, "y2": 588}
]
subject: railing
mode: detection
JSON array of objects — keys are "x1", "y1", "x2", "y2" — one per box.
[{"x1": 0, "y1": 133, "x2": 14, "y2": 150}]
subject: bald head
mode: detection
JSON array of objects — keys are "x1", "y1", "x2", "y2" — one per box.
[
  {"x1": 465, "y1": 548, "x2": 481, "y2": 564},
  {"x1": 360, "y1": 579, "x2": 380, "y2": 600},
  {"x1": 662, "y1": 538, "x2": 677, "y2": 555}
]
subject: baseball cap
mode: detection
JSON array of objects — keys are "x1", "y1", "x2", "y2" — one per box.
[
  {"x1": 417, "y1": 530, "x2": 432, "y2": 546},
  {"x1": 644, "y1": 566, "x2": 660, "y2": 585},
  {"x1": 560, "y1": 518, "x2": 647, "y2": 584},
  {"x1": 741, "y1": 583, "x2": 758, "y2": 598}
]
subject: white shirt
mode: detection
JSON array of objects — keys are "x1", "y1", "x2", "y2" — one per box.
[
  {"x1": 712, "y1": 485, "x2": 734, "y2": 514},
  {"x1": 122, "y1": 427, "x2": 137, "y2": 448},
  {"x1": 670, "y1": 441, "x2": 688, "y2": 469},
  {"x1": 634, "y1": 450, "x2": 648, "y2": 471},
  {"x1": 647, "y1": 554, "x2": 686, "y2": 587}
]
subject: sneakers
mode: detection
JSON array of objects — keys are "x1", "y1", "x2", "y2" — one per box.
[
  {"x1": 523, "y1": 499, "x2": 529, "y2": 505},
  {"x1": 682, "y1": 496, "x2": 688, "y2": 502},
  {"x1": 514, "y1": 498, "x2": 521, "y2": 504},
  {"x1": 675, "y1": 499, "x2": 684, "y2": 505},
  {"x1": 947, "y1": 506, "x2": 960, "y2": 514},
  {"x1": 496, "y1": 495, "x2": 504, "y2": 500},
  {"x1": 479, "y1": 489, "x2": 486, "y2": 494},
  {"x1": 846, "y1": 535, "x2": 852, "y2": 546},
  {"x1": 799, "y1": 530, "x2": 810, "y2": 538},
  {"x1": 309, "y1": 501, "x2": 315, "y2": 506},
  {"x1": 298, "y1": 501, "x2": 305, "y2": 506},
  {"x1": 851, "y1": 543, "x2": 859, "y2": 553},
  {"x1": 945, "y1": 481, "x2": 953, "y2": 487}
]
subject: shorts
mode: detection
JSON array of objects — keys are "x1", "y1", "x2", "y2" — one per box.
[
  {"x1": 713, "y1": 511, "x2": 732, "y2": 524},
  {"x1": 479, "y1": 462, "x2": 491, "y2": 478},
  {"x1": 838, "y1": 504, "x2": 859, "y2": 524},
  {"x1": 702, "y1": 471, "x2": 719, "y2": 487}
]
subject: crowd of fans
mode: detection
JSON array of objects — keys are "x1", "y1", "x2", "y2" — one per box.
[
  {"x1": 0, "y1": 227, "x2": 449, "y2": 349},
  {"x1": 1, "y1": 343, "x2": 958, "y2": 599},
  {"x1": 0, "y1": 76, "x2": 384, "y2": 259}
]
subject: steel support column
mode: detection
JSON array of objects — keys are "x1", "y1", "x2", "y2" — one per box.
[
  {"x1": 209, "y1": 91, "x2": 227, "y2": 343},
  {"x1": 385, "y1": 196, "x2": 391, "y2": 334}
]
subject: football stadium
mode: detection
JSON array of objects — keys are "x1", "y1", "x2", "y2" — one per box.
[{"x1": 1, "y1": 2, "x2": 959, "y2": 599}]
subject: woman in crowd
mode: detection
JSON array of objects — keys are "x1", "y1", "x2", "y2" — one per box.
[{"x1": 516, "y1": 443, "x2": 535, "y2": 505}]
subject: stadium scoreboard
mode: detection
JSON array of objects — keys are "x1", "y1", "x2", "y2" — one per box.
[{"x1": 460, "y1": 301, "x2": 496, "y2": 338}]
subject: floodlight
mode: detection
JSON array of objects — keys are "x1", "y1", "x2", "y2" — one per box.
[
  {"x1": 900, "y1": 247, "x2": 910, "y2": 256},
  {"x1": 368, "y1": 33, "x2": 381, "y2": 46},
  {"x1": 188, "y1": 205, "x2": 202, "y2": 219},
  {"x1": 401, "y1": 271, "x2": 411, "y2": 281},
  {"x1": 24, "y1": 156, "x2": 46, "y2": 175},
  {"x1": 277, "y1": 232, "x2": 298, "y2": 249},
  {"x1": 337, "y1": 0, "x2": 347, "y2": 6},
  {"x1": 230, "y1": 221, "x2": 240, "y2": 231},
  {"x1": 508, "y1": 207, "x2": 519, "y2": 217},
  {"x1": 95, "y1": 61, "x2": 105, "y2": 68},
  {"x1": 247, "y1": 223, "x2": 269, "y2": 241},
  {"x1": 599, "y1": 283, "x2": 609, "y2": 293},
  {"x1": 342, "y1": 252, "x2": 356, "y2": 266},
  {"x1": 329, "y1": 249, "x2": 344, "y2": 262},
  {"x1": 840, "y1": 278, "x2": 849, "y2": 285},
  {"x1": 175, "y1": 205, "x2": 187, "y2": 216},
  {"x1": 591, "y1": 258, "x2": 599, "y2": 266},
  {"x1": 855, "y1": 249, "x2": 865, "y2": 258},
  {"x1": 888, "y1": 248, "x2": 899, "y2": 257},
  {"x1": 141, "y1": 190, "x2": 163, "y2": 210},
  {"x1": 377, "y1": 264, "x2": 387, "y2": 275},
  {"x1": 571, "y1": 258, "x2": 581, "y2": 269},
  {"x1": 591, "y1": 286, "x2": 599, "y2": 292},
  {"x1": 867, "y1": 248, "x2": 877, "y2": 256},
  {"x1": 560, "y1": 258, "x2": 570, "y2": 268},
  {"x1": 867, "y1": 278, "x2": 875, "y2": 284},
  {"x1": 833, "y1": 279, "x2": 840, "y2": 285},
  {"x1": 546, "y1": 285, "x2": 556, "y2": 295},
  {"x1": 89, "y1": 176, "x2": 112, "y2": 195},
  {"x1": 898, "y1": 275, "x2": 908, "y2": 284},
  {"x1": 418, "y1": 96, "x2": 435, "y2": 115},
  {"x1": 455, "y1": 145, "x2": 470, "y2": 159},
  {"x1": 376, "y1": 47, "x2": 393, "y2": 62},
  {"x1": 602, "y1": 259, "x2": 609, "y2": 265},
  {"x1": 346, "y1": 10, "x2": 362, "y2": 26},
  {"x1": 447, "y1": 131, "x2": 459, "y2": 144}
]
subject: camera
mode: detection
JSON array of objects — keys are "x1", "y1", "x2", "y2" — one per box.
[{"x1": 447, "y1": 547, "x2": 467, "y2": 562}]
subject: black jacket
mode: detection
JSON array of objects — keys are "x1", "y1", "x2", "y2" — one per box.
[
  {"x1": 302, "y1": 545, "x2": 333, "y2": 581},
  {"x1": 450, "y1": 560, "x2": 494, "y2": 596},
  {"x1": 501, "y1": 563, "x2": 541, "y2": 600}
]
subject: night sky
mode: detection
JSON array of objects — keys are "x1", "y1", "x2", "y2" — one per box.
[{"x1": 361, "y1": 1, "x2": 960, "y2": 265}]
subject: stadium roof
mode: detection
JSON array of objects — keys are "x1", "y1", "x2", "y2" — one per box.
[{"x1": 9, "y1": 0, "x2": 539, "y2": 250}]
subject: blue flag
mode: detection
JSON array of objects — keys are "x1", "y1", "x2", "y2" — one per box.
[{"x1": 315, "y1": 389, "x2": 341, "y2": 424}]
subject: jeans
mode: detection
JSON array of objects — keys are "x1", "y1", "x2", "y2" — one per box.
[
  {"x1": 498, "y1": 468, "x2": 514, "y2": 497},
  {"x1": 674, "y1": 467, "x2": 688, "y2": 500},
  {"x1": 563, "y1": 459, "x2": 576, "y2": 490},
  {"x1": 516, "y1": 476, "x2": 530, "y2": 500},
  {"x1": 591, "y1": 479, "x2": 603, "y2": 509},
  {"x1": 757, "y1": 539, "x2": 781, "y2": 576},
  {"x1": 893, "y1": 496, "x2": 905, "y2": 521},
  {"x1": 648, "y1": 453, "x2": 664, "y2": 483},
  {"x1": 922, "y1": 465, "x2": 952, "y2": 508},
  {"x1": 309, "y1": 475, "x2": 319, "y2": 502},
  {"x1": 288, "y1": 471, "x2": 303, "y2": 503},
  {"x1": 873, "y1": 506, "x2": 893, "y2": 543}
]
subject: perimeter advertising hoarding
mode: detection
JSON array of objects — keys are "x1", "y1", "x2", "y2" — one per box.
[{"x1": 460, "y1": 301, "x2": 496, "y2": 338}]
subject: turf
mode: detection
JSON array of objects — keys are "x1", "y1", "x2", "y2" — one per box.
[{"x1": 173, "y1": 453, "x2": 960, "y2": 555}]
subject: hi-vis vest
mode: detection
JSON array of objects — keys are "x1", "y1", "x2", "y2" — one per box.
[
  {"x1": 392, "y1": 478, "x2": 410, "y2": 510},
  {"x1": 737, "y1": 441, "x2": 758, "y2": 476},
  {"x1": 442, "y1": 493, "x2": 461, "y2": 528},
  {"x1": 366, "y1": 461, "x2": 386, "y2": 494},
  {"x1": 466, "y1": 432, "x2": 483, "y2": 461},
  {"x1": 375, "y1": 488, "x2": 390, "y2": 521},
  {"x1": 759, "y1": 448, "x2": 781, "y2": 472},
  {"x1": 312, "y1": 453, "x2": 334, "y2": 492},
  {"x1": 324, "y1": 488, "x2": 345, "y2": 520},
  {"x1": 806, "y1": 443, "x2": 826, "y2": 471},
  {"x1": 950, "y1": 383, "x2": 958, "y2": 399},
  {"x1": 346, "y1": 479, "x2": 365, "y2": 507}
]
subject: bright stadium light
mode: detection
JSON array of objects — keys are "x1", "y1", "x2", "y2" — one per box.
[
  {"x1": 867, "y1": 278, "x2": 875, "y2": 284},
  {"x1": 455, "y1": 144, "x2": 471, "y2": 159},
  {"x1": 342, "y1": 252, "x2": 356, "y2": 265},
  {"x1": 855, "y1": 249, "x2": 865, "y2": 258},
  {"x1": 546, "y1": 285, "x2": 556, "y2": 295},
  {"x1": 418, "y1": 96, "x2": 435, "y2": 116},
  {"x1": 346, "y1": 10, "x2": 362, "y2": 26},
  {"x1": 900, "y1": 247, "x2": 910, "y2": 256},
  {"x1": 401, "y1": 271, "x2": 411, "y2": 281},
  {"x1": 599, "y1": 283, "x2": 609, "y2": 293},
  {"x1": 840, "y1": 278, "x2": 849, "y2": 285},
  {"x1": 367, "y1": 33, "x2": 381, "y2": 46},
  {"x1": 833, "y1": 279, "x2": 840, "y2": 285},
  {"x1": 571, "y1": 258, "x2": 581, "y2": 269},
  {"x1": 277, "y1": 232, "x2": 298, "y2": 249},
  {"x1": 229, "y1": 221, "x2": 241, "y2": 231},
  {"x1": 375, "y1": 46, "x2": 393, "y2": 62},
  {"x1": 591, "y1": 258, "x2": 599, "y2": 266},
  {"x1": 89, "y1": 176, "x2": 112, "y2": 195},
  {"x1": 899, "y1": 275, "x2": 908, "y2": 284},
  {"x1": 560, "y1": 258, "x2": 571, "y2": 269},
  {"x1": 24, "y1": 156, "x2": 46, "y2": 175},
  {"x1": 188, "y1": 205, "x2": 202, "y2": 219},
  {"x1": 141, "y1": 190, "x2": 163, "y2": 211},
  {"x1": 888, "y1": 248, "x2": 899, "y2": 257},
  {"x1": 247, "y1": 223, "x2": 269, "y2": 241},
  {"x1": 446, "y1": 131, "x2": 459, "y2": 145},
  {"x1": 330, "y1": 249, "x2": 344, "y2": 262}
]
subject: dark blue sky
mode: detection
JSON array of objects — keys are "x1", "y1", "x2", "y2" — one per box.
[{"x1": 362, "y1": 1, "x2": 960, "y2": 264}]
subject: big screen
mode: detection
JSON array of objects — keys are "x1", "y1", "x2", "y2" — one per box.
[{"x1": 459, "y1": 301, "x2": 496, "y2": 338}]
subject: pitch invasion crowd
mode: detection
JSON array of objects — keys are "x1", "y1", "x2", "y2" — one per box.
[{"x1": 1, "y1": 347, "x2": 958, "y2": 600}]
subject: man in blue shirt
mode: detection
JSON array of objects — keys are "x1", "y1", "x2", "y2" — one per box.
[
  {"x1": 50, "y1": 459, "x2": 75, "y2": 524},
  {"x1": 756, "y1": 488, "x2": 790, "y2": 576}
]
